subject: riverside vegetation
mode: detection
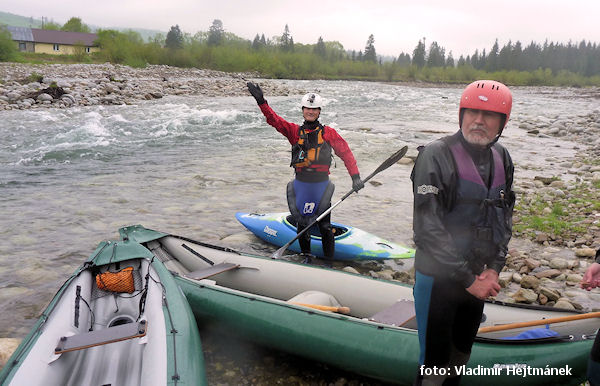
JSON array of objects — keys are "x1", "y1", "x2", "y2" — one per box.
[{"x1": 1, "y1": 18, "x2": 600, "y2": 86}]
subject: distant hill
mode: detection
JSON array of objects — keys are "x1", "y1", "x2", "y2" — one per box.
[
  {"x1": 0, "y1": 11, "x2": 165, "y2": 41},
  {"x1": 0, "y1": 11, "x2": 42, "y2": 28}
]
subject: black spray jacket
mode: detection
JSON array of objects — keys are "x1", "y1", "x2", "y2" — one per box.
[{"x1": 410, "y1": 131, "x2": 515, "y2": 288}]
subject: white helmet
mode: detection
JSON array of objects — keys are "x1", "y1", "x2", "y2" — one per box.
[{"x1": 301, "y1": 93, "x2": 323, "y2": 109}]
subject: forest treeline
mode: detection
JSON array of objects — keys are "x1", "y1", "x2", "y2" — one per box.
[{"x1": 1, "y1": 18, "x2": 599, "y2": 86}]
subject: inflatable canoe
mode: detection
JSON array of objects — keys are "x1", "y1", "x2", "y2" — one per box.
[
  {"x1": 120, "y1": 224, "x2": 597, "y2": 385},
  {"x1": 0, "y1": 237, "x2": 206, "y2": 386},
  {"x1": 235, "y1": 212, "x2": 415, "y2": 261}
]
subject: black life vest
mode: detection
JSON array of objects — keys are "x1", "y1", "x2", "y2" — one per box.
[
  {"x1": 442, "y1": 139, "x2": 512, "y2": 273},
  {"x1": 290, "y1": 124, "x2": 332, "y2": 169}
]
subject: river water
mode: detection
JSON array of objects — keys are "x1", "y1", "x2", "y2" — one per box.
[{"x1": 0, "y1": 79, "x2": 596, "y2": 381}]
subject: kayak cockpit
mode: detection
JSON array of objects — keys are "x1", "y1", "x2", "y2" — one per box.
[{"x1": 284, "y1": 214, "x2": 350, "y2": 239}]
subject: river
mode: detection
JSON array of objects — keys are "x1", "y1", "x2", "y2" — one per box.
[{"x1": 0, "y1": 79, "x2": 596, "y2": 383}]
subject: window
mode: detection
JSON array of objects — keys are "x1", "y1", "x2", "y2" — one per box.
[
  {"x1": 86, "y1": 47, "x2": 90, "y2": 53},
  {"x1": 19, "y1": 42, "x2": 26, "y2": 51},
  {"x1": 53, "y1": 44, "x2": 59, "y2": 51}
]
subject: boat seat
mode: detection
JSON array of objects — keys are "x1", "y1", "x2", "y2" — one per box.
[
  {"x1": 54, "y1": 320, "x2": 148, "y2": 354},
  {"x1": 369, "y1": 300, "x2": 417, "y2": 329},
  {"x1": 184, "y1": 262, "x2": 240, "y2": 280},
  {"x1": 287, "y1": 290, "x2": 341, "y2": 307}
]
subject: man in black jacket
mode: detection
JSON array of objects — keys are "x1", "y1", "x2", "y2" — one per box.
[
  {"x1": 411, "y1": 80, "x2": 515, "y2": 385},
  {"x1": 581, "y1": 250, "x2": 600, "y2": 386}
]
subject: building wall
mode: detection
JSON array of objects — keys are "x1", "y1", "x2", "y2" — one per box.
[
  {"x1": 34, "y1": 42, "x2": 100, "y2": 55},
  {"x1": 15, "y1": 41, "x2": 35, "y2": 53}
]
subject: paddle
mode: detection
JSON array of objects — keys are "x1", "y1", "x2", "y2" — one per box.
[
  {"x1": 289, "y1": 302, "x2": 351, "y2": 314},
  {"x1": 271, "y1": 146, "x2": 409, "y2": 259},
  {"x1": 477, "y1": 311, "x2": 600, "y2": 334}
]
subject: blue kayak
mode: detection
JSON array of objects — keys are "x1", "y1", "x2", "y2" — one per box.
[{"x1": 235, "y1": 212, "x2": 415, "y2": 261}]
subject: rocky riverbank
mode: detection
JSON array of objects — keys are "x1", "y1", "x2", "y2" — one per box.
[{"x1": 0, "y1": 62, "x2": 303, "y2": 110}]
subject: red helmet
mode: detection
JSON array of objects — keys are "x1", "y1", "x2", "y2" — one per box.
[{"x1": 459, "y1": 80, "x2": 512, "y2": 129}]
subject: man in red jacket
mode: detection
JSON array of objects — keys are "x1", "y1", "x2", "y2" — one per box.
[{"x1": 247, "y1": 82, "x2": 363, "y2": 265}]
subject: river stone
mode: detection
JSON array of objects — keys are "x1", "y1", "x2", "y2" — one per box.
[
  {"x1": 566, "y1": 273, "x2": 583, "y2": 284},
  {"x1": 498, "y1": 271, "x2": 513, "y2": 287},
  {"x1": 512, "y1": 272, "x2": 522, "y2": 284},
  {"x1": 539, "y1": 286, "x2": 561, "y2": 301},
  {"x1": 574, "y1": 247, "x2": 596, "y2": 257},
  {"x1": 342, "y1": 266, "x2": 360, "y2": 274},
  {"x1": 0, "y1": 338, "x2": 21, "y2": 368},
  {"x1": 549, "y1": 258, "x2": 569, "y2": 269},
  {"x1": 534, "y1": 269, "x2": 562, "y2": 279},
  {"x1": 36, "y1": 93, "x2": 53, "y2": 102},
  {"x1": 511, "y1": 288, "x2": 538, "y2": 303},
  {"x1": 520, "y1": 275, "x2": 540, "y2": 289},
  {"x1": 377, "y1": 270, "x2": 394, "y2": 281},
  {"x1": 554, "y1": 299, "x2": 575, "y2": 310},
  {"x1": 524, "y1": 258, "x2": 541, "y2": 270}
]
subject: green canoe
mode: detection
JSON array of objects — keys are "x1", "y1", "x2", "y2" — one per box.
[
  {"x1": 122, "y1": 225, "x2": 597, "y2": 385},
  {"x1": 0, "y1": 236, "x2": 206, "y2": 386}
]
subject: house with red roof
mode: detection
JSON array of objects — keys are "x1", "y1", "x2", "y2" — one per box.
[{"x1": 6, "y1": 26, "x2": 100, "y2": 55}]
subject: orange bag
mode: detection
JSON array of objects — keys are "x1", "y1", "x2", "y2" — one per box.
[{"x1": 96, "y1": 266, "x2": 135, "y2": 293}]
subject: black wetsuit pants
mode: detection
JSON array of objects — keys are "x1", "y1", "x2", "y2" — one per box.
[
  {"x1": 590, "y1": 333, "x2": 600, "y2": 386},
  {"x1": 297, "y1": 212, "x2": 334, "y2": 259},
  {"x1": 413, "y1": 271, "x2": 484, "y2": 386}
]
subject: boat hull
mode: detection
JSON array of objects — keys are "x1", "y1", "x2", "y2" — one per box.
[
  {"x1": 177, "y1": 276, "x2": 592, "y2": 385},
  {"x1": 235, "y1": 212, "x2": 415, "y2": 260}
]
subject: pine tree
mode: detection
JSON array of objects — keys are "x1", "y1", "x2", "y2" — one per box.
[
  {"x1": 165, "y1": 25, "x2": 184, "y2": 49},
  {"x1": 412, "y1": 39, "x2": 426, "y2": 68},
  {"x1": 314, "y1": 36, "x2": 327, "y2": 58},
  {"x1": 363, "y1": 34, "x2": 377, "y2": 62},
  {"x1": 208, "y1": 19, "x2": 224, "y2": 46}
]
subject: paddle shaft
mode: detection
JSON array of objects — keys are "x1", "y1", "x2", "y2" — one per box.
[
  {"x1": 477, "y1": 311, "x2": 600, "y2": 334},
  {"x1": 290, "y1": 302, "x2": 351, "y2": 314},
  {"x1": 271, "y1": 146, "x2": 408, "y2": 259}
]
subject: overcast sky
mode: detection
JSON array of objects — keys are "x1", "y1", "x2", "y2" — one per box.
[{"x1": 2, "y1": 0, "x2": 599, "y2": 58}]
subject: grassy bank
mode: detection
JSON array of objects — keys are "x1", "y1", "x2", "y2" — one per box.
[{"x1": 514, "y1": 156, "x2": 600, "y2": 247}]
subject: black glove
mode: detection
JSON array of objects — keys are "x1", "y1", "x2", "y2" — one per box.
[
  {"x1": 246, "y1": 82, "x2": 266, "y2": 105},
  {"x1": 351, "y1": 174, "x2": 364, "y2": 192}
]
